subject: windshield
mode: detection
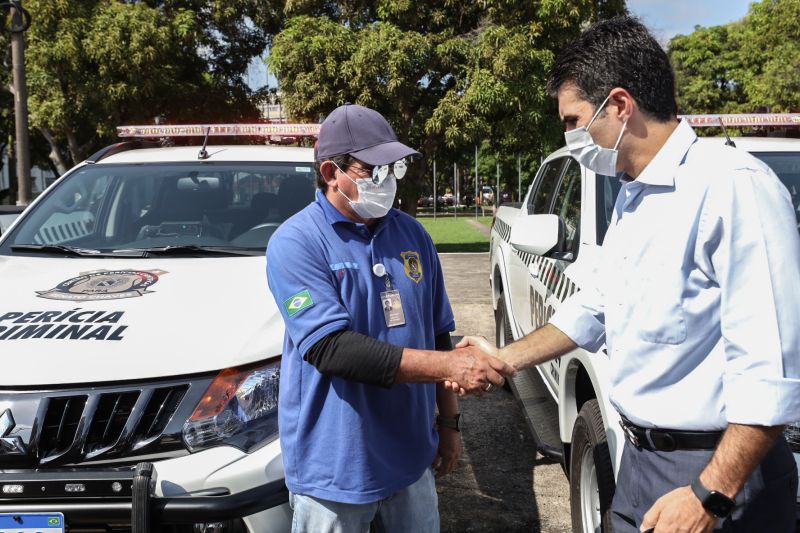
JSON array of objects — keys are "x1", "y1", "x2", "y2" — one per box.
[
  {"x1": 0, "y1": 162, "x2": 316, "y2": 255},
  {"x1": 752, "y1": 152, "x2": 800, "y2": 232}
]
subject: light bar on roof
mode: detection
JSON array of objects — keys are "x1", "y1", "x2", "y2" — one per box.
[
  {"x1": 116, "y1": 123, "x2": 321, "y2": 138},
  {"x1": 679, "y1": 113, "x2": 800, "y2": 127}
]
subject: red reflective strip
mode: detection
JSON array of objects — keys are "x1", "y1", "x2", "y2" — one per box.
[
  {"x1": 679, "y1": 114, "x2": 800, "y2": 127},
  {"x1": 116, "y1": 123, "x2": 321, "y2": 138}
]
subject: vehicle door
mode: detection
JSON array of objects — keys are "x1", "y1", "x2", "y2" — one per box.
[
  {"x1": 534, "y1": 158, "x2": 583, "y2": 390},
  {"x1": 507, "y1": 157, "x2": 567, "y2": 336}
]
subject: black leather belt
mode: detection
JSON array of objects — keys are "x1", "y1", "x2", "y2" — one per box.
[{"x1": 619, "y1": 418, "x2": 723, "y2": 452}]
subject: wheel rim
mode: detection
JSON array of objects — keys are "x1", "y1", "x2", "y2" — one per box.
[{"x1": 579, "y1": 445, "x2": 602, "y2": 533}]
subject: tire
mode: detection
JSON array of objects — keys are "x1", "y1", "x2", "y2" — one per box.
[
  {"x1": 494, "y1": 293, "x2": 514, "y2": 391},
  {"x1": 494, "y1": 293, "x2": 513, "y2": 348},
  {"x1": 570, "y1": 399, "x2": 616, "y2": 533}
]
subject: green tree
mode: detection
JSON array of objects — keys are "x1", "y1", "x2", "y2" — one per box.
[
  {"x1": 269, "y1": 0, "x2": 626, "y2": 214},
  {"x1": 738, "y1": 0, "x2": 800, "y2": 111},
  {"x1": 669, "y1": 24, "x2": 747, "y2": 115},
  {"x1": 669, "y1": 0, "x2": 800, "y2": 117},
  {"x1": 9, "y1": 0, "x2": 283, "y2": 173}
]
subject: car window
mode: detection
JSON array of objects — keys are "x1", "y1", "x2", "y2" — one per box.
[
  {"x1": 751, "y1": 152, "x2": 800, "y2": 234},
  {"x1": 0, "y1": 162, "x2": 316, "y2": 254},
  {"x1": 595, "y1": 174, "x2": 622, "y2": 245},
  {"x1": 528, "y1": 158, "x2": 566, "y2": 214},
  {"x1": 552, "y1": 159, "x2": 582, "y2": 258}
]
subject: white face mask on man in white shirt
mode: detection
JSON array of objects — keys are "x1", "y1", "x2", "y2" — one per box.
[{"x1": 564, "y1": 93, "x2": 628, "y2": 176}]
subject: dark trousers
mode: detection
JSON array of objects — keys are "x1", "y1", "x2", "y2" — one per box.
[{"x1": 611, "y1": 436, "x2": 797, "y2": 532}]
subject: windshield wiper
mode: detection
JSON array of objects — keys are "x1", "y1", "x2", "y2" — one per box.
[
  {"x1": 11, "y1": 244, "x2": 106, "y2": 257},
  {"x1": 137, "y1": 245, "x2": 260, "y2": 257}
]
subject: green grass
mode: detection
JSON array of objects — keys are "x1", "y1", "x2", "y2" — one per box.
[
  {"x1": 417, "y1": 216, "x2": 490, "y2": 253},
  {"x1": 476, "y1": 216, "x2": 493, "y2": 228}
]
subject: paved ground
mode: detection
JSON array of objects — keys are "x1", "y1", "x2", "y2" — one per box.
[{"x1": 437, "y1": 252, "x2": 571, "y2": 532}]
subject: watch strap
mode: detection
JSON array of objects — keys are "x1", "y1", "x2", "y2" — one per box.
[
  {"x1": 436, "y1": 414, "x2": 460, "y2": 432},
  {"x1": 691, "y1": 477, "x2": 735, "y2": 518}
]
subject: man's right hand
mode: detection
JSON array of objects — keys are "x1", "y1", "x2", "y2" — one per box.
[{"x1": 444, "y1": 340, "x2": 515, "y2": 396}]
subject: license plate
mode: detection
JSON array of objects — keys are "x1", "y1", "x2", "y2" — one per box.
[{"x1": 0, "y1": 513, "x2": 64, "y2": 532}]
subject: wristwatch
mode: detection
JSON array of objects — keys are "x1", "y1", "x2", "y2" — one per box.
[
  {"x1": 436, "y1": 414, "x2": 461, "y2": 432},
  {"x1": 690, "y1": 477, "x2": 736, "y2": 518}
]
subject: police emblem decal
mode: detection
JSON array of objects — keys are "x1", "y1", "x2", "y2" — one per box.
[
  {"x1": 284, "y1": 289, "x2": 314, "y2": 317},
  {"x1": 400, "y1": 251, "x2": 423, "y2": 283},
  {"x1": 36, "y1": 269, "x2": 167, "y2": 301}
]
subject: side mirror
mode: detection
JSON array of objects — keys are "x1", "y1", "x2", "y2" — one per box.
[{"x1": 510, "y1": 213, "x2": 565, "y2": 256}]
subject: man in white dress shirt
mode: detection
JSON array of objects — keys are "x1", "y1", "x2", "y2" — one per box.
[{"x1": 458, "y1": 16, "x2": 800, "y2": 532}]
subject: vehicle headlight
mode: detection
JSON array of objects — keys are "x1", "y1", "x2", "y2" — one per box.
[{"x1": 182, "y1": 359, "x2": 280, "y2": 452}]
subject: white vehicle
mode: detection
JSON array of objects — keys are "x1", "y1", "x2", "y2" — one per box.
[
  {"x1": 0, "y1": 124, "x2": 321, "y2": 532},
  {"x1": 489, "y1": 114, "x2": 800, "y2": 532}
]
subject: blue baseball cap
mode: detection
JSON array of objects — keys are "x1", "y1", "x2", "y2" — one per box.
[{"x1": 315, "y1": 104, "x2": 421, "y2": 166}]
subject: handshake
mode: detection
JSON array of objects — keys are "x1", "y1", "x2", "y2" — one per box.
[{"x1": 442, "y1": 336, "x2": 517, "y2": 397}]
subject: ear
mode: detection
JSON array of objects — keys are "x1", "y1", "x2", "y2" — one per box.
[
  {"x1": 608, "y1": 87, "x2": 636, "y2": 122},
  {"x1": 320, "y1": 160, "x2": 339, "y2": 188}
]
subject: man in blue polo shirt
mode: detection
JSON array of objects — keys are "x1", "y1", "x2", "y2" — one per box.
[{"x1": 266, "y1": 104, "x2": 515, "y2": 532}]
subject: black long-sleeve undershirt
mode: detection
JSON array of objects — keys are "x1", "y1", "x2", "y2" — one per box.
[{"x1": 304, "y1": 329, "x2": 453, "y2": 388}]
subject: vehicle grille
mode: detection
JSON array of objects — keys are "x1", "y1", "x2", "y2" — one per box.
[{"x1": 0, "y1": 378, "x2": 207, "y2": 468}]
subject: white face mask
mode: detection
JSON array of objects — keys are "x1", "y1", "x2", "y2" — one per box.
[
  {"x1": 564, "y1": 93, "x2": 627, "y2": 176},
  {"x1": 334, "y1": 164, "x2": 397, "y2": 219}
]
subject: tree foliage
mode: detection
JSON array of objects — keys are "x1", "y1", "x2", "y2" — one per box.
[
  {"x1": 269, "y1": 0, "x2": 626, "y2": 212},
  {"x1": 5, "y1": 0, "x2": 282, "y2": 173},
  {"x1": 669, "y1": 0, "x2": 800, "y2": 116}
]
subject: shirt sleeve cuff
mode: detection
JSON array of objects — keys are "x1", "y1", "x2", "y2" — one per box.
[
  {"x1": 724, "y1": 372, "x2": 800, "y2": 426},
  {"x1": 297, "y1": 319, "x2": 350, "y2": 357},
  {"x1": 549, "y1": 301, "x2": 606, "y2": 353}
]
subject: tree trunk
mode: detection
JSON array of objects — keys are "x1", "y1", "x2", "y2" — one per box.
[{"x1": 38, "y1": 128, "x2": 69, "y2": 175}]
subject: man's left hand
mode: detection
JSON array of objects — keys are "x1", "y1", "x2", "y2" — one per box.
[
  {"x1": 640, "y1": 486, "x2": 717, "y2": 533},
  {"x1": 433, "y1": 427, "x2": 462, "y2": 478}
]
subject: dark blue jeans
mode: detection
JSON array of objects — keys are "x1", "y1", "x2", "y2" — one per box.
[{"x1": 611, "y1": 436, "x2": 797, "y2": 532}]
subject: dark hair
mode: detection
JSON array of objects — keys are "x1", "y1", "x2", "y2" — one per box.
[
  {"x1": 546, "y1": 16, "x2": 677, "y2": 122},
  {"x1": 314, "y1": 154, "x2": 354, "y2": 191}
]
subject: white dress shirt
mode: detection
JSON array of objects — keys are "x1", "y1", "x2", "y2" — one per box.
[{"x1": 551, "y1": 120, "x2": 800, "y2": 430}]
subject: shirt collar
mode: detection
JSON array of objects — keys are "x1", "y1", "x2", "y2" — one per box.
[
  {"x1": 633, "y1": 119, "x2": 697, "y2": 187},
  {"x1": 314, "y1": 188, "x2": 399, "y2": 227}
]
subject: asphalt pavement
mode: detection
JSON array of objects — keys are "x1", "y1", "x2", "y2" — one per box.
[{"x1": 437, "y1": 252, "x2": 571, "y2": 532}]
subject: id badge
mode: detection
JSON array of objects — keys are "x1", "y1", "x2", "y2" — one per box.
[{"x1": 380, "y1": 290, "x2": 406, "y2": 327}]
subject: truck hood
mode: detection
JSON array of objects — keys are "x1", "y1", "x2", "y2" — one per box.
[{"x1": 0, "y1": 256, "x2": 285, "y2": 386}]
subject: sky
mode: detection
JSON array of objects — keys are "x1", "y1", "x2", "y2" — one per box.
[
  {"x1": 247, "y1": 0, "x2": 756, "y2": 90},
  {"x1": 627, "y1": 0, "x2": 753, "y2": 44}
]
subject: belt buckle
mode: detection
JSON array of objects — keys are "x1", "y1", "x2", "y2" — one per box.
[{"x1": 619, "y1": 420, "x2": 640, "y2": 447}]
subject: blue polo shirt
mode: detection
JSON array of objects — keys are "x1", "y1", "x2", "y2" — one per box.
[{"x1": 266, "y1": 189, "x2": 455, "y2": 504}]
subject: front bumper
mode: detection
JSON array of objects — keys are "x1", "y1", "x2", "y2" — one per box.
[{"x1": 0, "y1": 468, "x2": 288, "y2": 524}]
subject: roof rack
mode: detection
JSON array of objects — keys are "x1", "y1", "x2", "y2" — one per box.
[
  {"x1": 678, "y1": 113, "x2": 800, "y2": 127},
  {"x1": 116, "y1": 123, "x2": 321, "y2": 138}
]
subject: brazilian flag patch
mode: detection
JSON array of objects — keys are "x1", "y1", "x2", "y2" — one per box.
[{"x1": 284, "y1": 289, "x2": 314, "y2": 317}]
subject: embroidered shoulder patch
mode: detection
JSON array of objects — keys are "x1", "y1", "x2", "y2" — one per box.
[
  {"x1": 400, "y1": 251, "x2": 423, "y2": 283},
  {"x1": 284, "y1": 289, "x2": 314, "y2": 317}
]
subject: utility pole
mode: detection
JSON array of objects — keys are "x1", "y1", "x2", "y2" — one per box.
[
  {"x1": 474, "y1": 145, "x2": 478, "y2": 219},
  {"x1": 8, "y1": 1, "x2": 32, "y2": 206},
  {"x1": 433, "y1": 156, "x2": 437, "y2": 220}
]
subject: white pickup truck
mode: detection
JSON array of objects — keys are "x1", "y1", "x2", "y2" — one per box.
[
  {"x1": 0, "y1": 124, "x2": 323, "y2": 532},
  {"x1": 489, "y1": 121, "x2": 800, "y2": 532}
]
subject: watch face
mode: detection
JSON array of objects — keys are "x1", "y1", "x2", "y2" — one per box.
[{"x1": 706, "y1": 491, "x2": 736, "y2": 517}]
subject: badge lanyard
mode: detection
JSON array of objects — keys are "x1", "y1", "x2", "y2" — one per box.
[{"x1": 373, "y1": 263, "x2": 405, "y2": 328}]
